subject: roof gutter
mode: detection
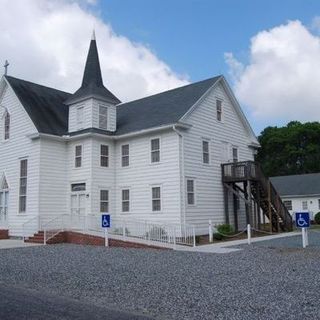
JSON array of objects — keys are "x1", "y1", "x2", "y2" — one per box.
[{"x1": 28, "y1": 122, "x2": 192, "y2": 141}]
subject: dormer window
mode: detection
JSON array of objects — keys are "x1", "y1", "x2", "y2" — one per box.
[
  {"x1": 4, "y1": 111, "x2": 10, "y2": 140},
  {"x1": 99, "y1": 105, "x2": 108, "y2": 130}
]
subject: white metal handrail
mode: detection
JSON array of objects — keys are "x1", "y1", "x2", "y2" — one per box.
[
  {"x1": 35, "y1": 214, "x2": 196, "y2": 248},
  {"x1": 22, "y1": 216, "x2": 39, "y2": 241}
]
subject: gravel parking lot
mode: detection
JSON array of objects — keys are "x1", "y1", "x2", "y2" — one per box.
[{"x1": 0, "y1": 243, "x2": 319, "y2": 320}]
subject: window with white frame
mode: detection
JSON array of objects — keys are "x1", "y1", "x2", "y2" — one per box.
[
  {"x1": 75, "y1": 145, "x2": 82, "y2": 168},
  {"x1": 152, "y1": 186, "x2": 161, "y2": 211},
  {"x1": 232, "y1": 147, "x2": 238, "y2": 162},
  {"x1": 4, "y1": 111, "x2": 10, "y2": 140},
  {"x1": 122, "y1": 189, "x2": 130, "y2": 212},
  {"x1": 121, "y1": 144, "x2": 129, "y2": 167},
  {"x1": 100, "y1": 145, "x2": 109, "y2": 167},
  {"x1": 202, "y1": 140, "x2": 209, "y2": 164},
  {"x1": 283, "y1": 200, "x2": 292, "y2": 211},
  {"x1": 151, "y1": 138, "x2": 160, "y2": 163},
  {"x1": 19, "y1": 159, "x2": 28, "y2": 213},
  {"x1": 99, "y1": 105, "x2": 108, "y2": 130},
  {"x1": 187, "y1": 179, "x2": 195, "y2": 205},
  {"x1": 216, "y1": 99, "x2": 222, "y2": 121},
  {"x1": 100, "y1": 190, "x2": 109, "y2": 212},
  {"x1": 318, "y1": 199, "x2": 320, "y2": 210},
  {"x1": 302, "y1": 200, "x2": 308, "y2": 210},
  {"x1": 76, "y1": 106, "x2": 84, "y2": 129}
]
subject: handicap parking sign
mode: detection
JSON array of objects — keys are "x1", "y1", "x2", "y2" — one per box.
[
  {"x1": 295, "y1": 212, "x2": 310, "y2": 228},
  {"x1": 101, "y1": 214, "x2": 111, "y2": 228}
]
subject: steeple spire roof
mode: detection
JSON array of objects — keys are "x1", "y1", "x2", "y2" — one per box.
[{"x1": 65, "y1": 34, "x2": 120, "y2": 105}]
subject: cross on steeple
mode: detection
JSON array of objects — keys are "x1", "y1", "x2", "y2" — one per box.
[{"x1": 3, "y1": 60, "x2": 9, "y2": 75}]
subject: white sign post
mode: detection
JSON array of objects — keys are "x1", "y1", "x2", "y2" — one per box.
[
  {"x1": 295, "y1": 212, "x2": 310, "y2": 248},
  {"x1": 101, "y1": 214, "x2": 111, "y2": 247}
]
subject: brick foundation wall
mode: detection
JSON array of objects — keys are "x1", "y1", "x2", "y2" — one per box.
[
  {"x1": 0, "y1": 230, "x2": 9, "y2": 240},
  {"x1": 48, "y1": 231, "x2": 168, "y2": 250}
]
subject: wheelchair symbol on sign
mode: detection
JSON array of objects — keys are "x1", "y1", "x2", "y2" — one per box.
[
  {"x1": 101, "y1": 214, "x2": 110, "y2": 228},
  {"x1": 297, "y1": 214, "x2": 308, "y2": 227}
]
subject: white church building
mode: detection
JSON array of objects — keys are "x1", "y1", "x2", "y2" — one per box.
[{"x1": 0, "y1": 34, "x2": 269, "y2": 240}]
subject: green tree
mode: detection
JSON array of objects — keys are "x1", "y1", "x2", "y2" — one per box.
[{"x1": 256, "y1": 121, "x2": 320, "y2": 177}]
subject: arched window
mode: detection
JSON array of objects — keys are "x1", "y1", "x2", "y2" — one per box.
[{"x1": 4, "y1": 111, "x2": 10, "y2": 140}]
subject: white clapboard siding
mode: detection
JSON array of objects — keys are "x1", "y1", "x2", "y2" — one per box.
[
  {"x1": 92, "y1": 99, "x2": 117, "y2": 132},
  {"x1": 90, "y1": 137, "x2": 116, "y2": 215},
  {"x1": 114, "y1": 130, "x2": 182, "y2": 224},
  {"x1": 67, "y1": 137, "x2": 93, "y2": 215},
  {"x1": 0, "y1": 83, "x2": 40, "y2": 236},
  {"x1": 182, "y1": 82, "x2": 255, "y2": 234},
  {"x1": 69, "y1": 98, "x2": 117, "y2": 133},
  {"x1": 68, "y1": 100, "x2": 93, "y2": 132},
  {"x1": 39, "y1": 139, "x2": 68, "y2": 216}
]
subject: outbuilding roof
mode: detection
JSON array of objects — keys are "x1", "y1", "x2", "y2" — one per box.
[{"x1": 270, "y1": 173, "x2": 320, "y2": 197}]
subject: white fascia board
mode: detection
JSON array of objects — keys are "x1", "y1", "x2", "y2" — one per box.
[{"x1": 29, "y1": 122, "x2": 191, "y2": 142}]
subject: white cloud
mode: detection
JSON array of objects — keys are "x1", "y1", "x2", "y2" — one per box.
[
  {"x1": 225, "y1": 20, "x2": 320, "y2": 124},
  {"x1": 0, "y1": 0, "x2": 189, "y2": 102}
]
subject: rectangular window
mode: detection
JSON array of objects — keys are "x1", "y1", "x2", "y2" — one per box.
[
  {"x1": 152, "y1": 187, "x2": 161, "y2": 211},
  {"x1": 202, "y1": 140, "x2": 209, "y2": 164},
  {"x1": 100, "y1": 145, "x2": 109, "y2": 167},
  {"x1": 318, "y1": 199, "x2": 320, "y2": 210},
  {"x1": 122, "y1": 189, "x2": 130, "y2": 212},
  {"x1": 75, "y1": 145, "x2": 82, "y2": 168},
  {"x1": 19, "y1": 159, "x2": 28, "y2": 213},
  {"x1": 302, "y1": 200, "x2": 308, "y2": 210},
  {"x1": 4, "y1": 112, "x2": 10, "y2": 140},
  {"x1": 99, "y1": 105, "x2": 108, "y2": 130},
  {"x1": 121, "y1": 144, "x2": 129, "y2": 167},
  {"x1": 71, "y1": 183, "x2": 86, "y2": 192},
  {"x1": 76, "y1": 106, "x2": 84, "y2": 128},
  {"x1": 283, "y1": 200, "x2": 292, "y2": 211},
  {"x1": 151, "y1": 138, "x2": 160, "y2": 163},
  {"x1": 100, "y1": 190, "x2": 109, "y2": 212},
  {"x1": 216, "y1": 100, "x2": 222, "y2": 121},
  {"x1": 187, "y1": 180, "x2": 195, "y2": 205},
  {"x1": 232, "y1": 147, "x2": 238, "y2": 162}
]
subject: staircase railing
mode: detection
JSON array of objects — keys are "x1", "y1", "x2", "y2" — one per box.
[
  {"x1": 38, "y1": 214, "x2": 196, "y2": 248},
  {"x1": 221, "y1": 161, "x2": 293, "y2": 231},
  {"x1": 22, "y1": 216, "x2": 39, "y2": 241},
  {"x1": 43, "y1": 215, "x2": 68, "y2": 244}
]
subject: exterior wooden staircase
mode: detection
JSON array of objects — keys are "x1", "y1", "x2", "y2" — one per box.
[{"x1": 222, "y1": 161, "x2": 293, "y2": 232}]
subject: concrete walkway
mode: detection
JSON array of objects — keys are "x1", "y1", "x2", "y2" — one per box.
[
  {"x1": 176, "y1": 231, "x2": 301, "y2": 253},
  {"x1": 0, "y1": 239, "x2": 42, "y2": 249}
]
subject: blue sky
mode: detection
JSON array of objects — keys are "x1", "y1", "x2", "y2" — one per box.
[
  {"x1": 98, "y1": 0, "x2": 317, "y2": 81},
  {"x1": 2, "y1": 0, "x2": 320, "y2": 135},
  {"x1": 91, "y1": 0, "x2": 320, "y2": 134}
]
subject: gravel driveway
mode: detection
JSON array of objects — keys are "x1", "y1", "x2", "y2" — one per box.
[{"x1": 0, "y1": 243, "x2": 319, "y2": 320}]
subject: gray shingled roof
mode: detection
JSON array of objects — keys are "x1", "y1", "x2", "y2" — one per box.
[
  {"x1": 5, "y1": 75, "x2": 220, "y2": 137},
  {"x1": 5, "y1": 76, "x2": 70, "y2": 136},
  {"x1": 270, "y1": 173, "x2": 320, "y2": 196},
  {"x1": 115, "y1": 76, "x2": 220, "y2": 135}
]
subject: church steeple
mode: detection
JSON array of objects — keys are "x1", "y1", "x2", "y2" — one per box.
[{"x1": 65, "y1": 33, "x2": 120, "y2": 105}]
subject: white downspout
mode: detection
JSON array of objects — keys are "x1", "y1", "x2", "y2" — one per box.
[{"x1": 173, "y1": 125, "x2": 186, "y2": 226}]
